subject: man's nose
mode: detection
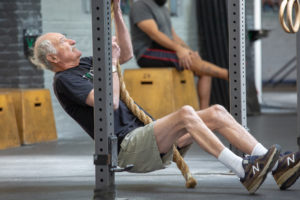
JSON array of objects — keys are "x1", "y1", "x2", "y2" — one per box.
[{"x1": 68, "y1": 39, "x2": 76, "y2": 45}]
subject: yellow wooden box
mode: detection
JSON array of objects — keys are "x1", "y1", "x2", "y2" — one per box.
[
  {"x1": 0, "y1": 93, "x2": 21, "y2": 149},
  {"x1": 123, "y1": 68, "x2": 199, "y2": 119},
  {"x1": 0, "y1": 89, "x2": 57, "y2": 145}
]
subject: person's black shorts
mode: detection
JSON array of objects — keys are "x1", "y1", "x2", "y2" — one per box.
[{"x1": 137, "y1": 42, "x2": 183, "y2": 71}]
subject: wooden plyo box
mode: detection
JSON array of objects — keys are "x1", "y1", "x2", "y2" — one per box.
[
  {"x1": 0, "y1": 89, "x2": 57, "y2": 145},
  {"x1": 0, "y1": 93, "x2": 21, "y2": 150},
  {"x1": 124, "y1": 68, "x2": 199, "y2": 119}
]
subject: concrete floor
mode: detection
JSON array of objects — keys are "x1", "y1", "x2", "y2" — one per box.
[{"x1": 0, "y1": 112, "x2": 299, "y2": 200}]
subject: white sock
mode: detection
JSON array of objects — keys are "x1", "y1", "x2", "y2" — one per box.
[
  {"x1": 218, "y1": 148, "x2": 245, "y2": 178},
  {"x1": 251, "y1": 143, "x2": 278, "y2": 171},
  {"x1": 251, "y1": 143, "x2": 267, "y2": 156}
]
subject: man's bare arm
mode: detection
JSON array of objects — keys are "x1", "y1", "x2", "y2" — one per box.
[
  {"x1": 85, "y1": 70, "x2": 120, "y2": 110},
  {"x1": 85, "y1": 39, "x2": 121, "y2": 110},
  {"x1": 113, "y1": 0, "x2": 133, "y2": 64},
  {"x1": 171, "y1": 28, "x2": 190, "y2": 49},
  {"x1": 137, "y1": 19, "x2": 192, "y2": 69},
  {"x1": 138, "y1": 19, "x2": 181, "y2": 52}
]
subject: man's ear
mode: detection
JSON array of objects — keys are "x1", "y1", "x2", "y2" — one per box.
[{"x1": 46, "y1": 54, "x2": 59, "y2": 63}]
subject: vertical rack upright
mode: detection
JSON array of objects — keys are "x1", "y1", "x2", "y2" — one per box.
[
  {"x1": 92, "y1": 0, "x2": 117, "y2": 199},
  {"x1": 228, "y1": 0, "x2": 247, "y2": 156}
]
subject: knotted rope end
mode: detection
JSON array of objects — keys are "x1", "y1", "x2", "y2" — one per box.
[{"x1": 185, "y1": 177, "x2": 197, "y2": 188}]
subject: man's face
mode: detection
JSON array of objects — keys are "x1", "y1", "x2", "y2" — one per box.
[
  {"x1": 154, "y1": 0, "x2": 167, "y2": 6},
  {"x1": 52, "y1": 33, "x2": 82, "y2": 67},
  {"x1": 43, "y1": 33, "x2": 82, "y2": 69}
]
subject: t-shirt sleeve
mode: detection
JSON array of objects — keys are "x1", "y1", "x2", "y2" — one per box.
[
  {"x1": 130, "y1": 1, "x2": 154, "y2": 25},
  {"x1": 55, "y1": 73, "x2": 93, "y2": 106}
]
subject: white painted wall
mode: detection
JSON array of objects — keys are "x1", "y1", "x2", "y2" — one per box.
[{"x1": 41, "y1": 0, "x2": 198, "y2": 138}]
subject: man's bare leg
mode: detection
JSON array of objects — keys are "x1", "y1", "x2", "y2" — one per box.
[
  {"x1": 190, "y1": 52, "x2": 229, "y2": 81},
  {"x1": 176, "y1": 133, "x2": 193, "y2": 148},
  {"x1": 154, "y1": 105, "x2": 226, "y2": 157},
  {"x1": 175, "y1": 105, "x2": 267, "y2": 155},
  {"x1": 197, "y1": 75, "x2": 211, "y2": 110},
  {"x1": 195, "y1": 105, "x2": 258, "y2": 154},
  {"x1": 153, "y1": 105, "x2": 258, "y2": 156}
]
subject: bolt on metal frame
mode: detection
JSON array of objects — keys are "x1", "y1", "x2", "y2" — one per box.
[
  {"x1": 92, "y1": 0, "x2": 117, "y2": 199},
  {"x1": 228, "y1": 0, "x2": 247, "y2": 156}
]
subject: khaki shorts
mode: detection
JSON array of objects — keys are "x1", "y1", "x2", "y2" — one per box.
[
  {"x1": 118, "y1": 122, "x2": 193, "y2": 173},
  {"x1": 118, "y1": 122, "x2": 173, "y2": 173}
]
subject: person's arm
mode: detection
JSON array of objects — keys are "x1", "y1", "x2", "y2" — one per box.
[
  {"x1": 171, "y1": 28, "x2": 190, "y2": 49},
  {"x1": 138, "y1": 19, "x2": 181, "y2": 52},
  {"x1": 85, "y1": 70, "x2": 119, "y2": 110},
  {"x1": 86, "y1": 40, "x2": 121, "y2": 110},
  {"x1": 113, "y1": 0, "x2": 133, "y2": 64},
  {"x1": 137, "y1": 19, "x2": 192, "y2": 69}
]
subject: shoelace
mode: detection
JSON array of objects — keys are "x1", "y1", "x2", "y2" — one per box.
[
  {"x1": 242, "y1": 151, "x2": 293, "y2": 168},
  {"x1": 242, "y1": 155, "x2": 260, "y2": 167}
]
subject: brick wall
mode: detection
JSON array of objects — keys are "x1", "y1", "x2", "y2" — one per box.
[{"x1": 0, "y1": 0, "x2": 44, "y2": 88}]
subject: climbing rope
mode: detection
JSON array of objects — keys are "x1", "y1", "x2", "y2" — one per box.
[
  {"x1": 279, "y1": 0, "x2": 300, "y2": 33},
  {"x1": 111, "y1": 1, "x2": 197, "y2": 188},
  {"x1": 116, "y1": 62, "x2": 197, "y2": 188}
]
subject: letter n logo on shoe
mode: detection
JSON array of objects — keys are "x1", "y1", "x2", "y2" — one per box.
[
  {"x1": 252, "y1": 163, "x2": 260, "y2": 175},
  {"x1": 287, "y1": 154, "x2": 295, "y2": 166}
]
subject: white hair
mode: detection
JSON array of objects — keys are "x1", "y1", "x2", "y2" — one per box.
[{"x1": 31, "y1": 38, "x2": 57, "y2": 70}]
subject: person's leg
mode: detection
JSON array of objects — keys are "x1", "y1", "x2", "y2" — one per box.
[
  {"x1": 153, "y1": 105, "x2": 280, "y2": 193},
  {"x1": 197, "y1": 75, "x2": 211, "y2": 109},
  {"x1": 190, "y1": 52, "x2": 229, "y2": 81},
  {"x1": 176, "y1": 133, "x2": 193, "y2": 148},
  {"x1": 195, "y1": 105, "x2": 258, "y2": 154},
  {"x1": 154, "y1": 105, "x2": 225, "y2": 157},
  {"x1": 169, "y1": 104, "x2": 260, "y2": 156}
]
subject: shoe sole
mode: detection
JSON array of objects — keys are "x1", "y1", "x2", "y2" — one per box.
[
  {"x1": 276, "y1": 161, "x2": 300, "y2": 190},
  {"x1": 247, "y1": 146, "x2": 281, "y2": 194}
]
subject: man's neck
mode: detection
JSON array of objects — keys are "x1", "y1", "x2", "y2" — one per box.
[
  {"x1": 53, "y1": 60, "x2": 80, "y2": 72},
  {"x1": 53, "y1": 64, "x2": 74, "y2": 72}
]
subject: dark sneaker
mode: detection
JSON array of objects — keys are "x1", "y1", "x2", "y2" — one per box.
[
  {"x1": 272, "y1": 151, "x2": 300, "y2": 190},
  {"x1": 240, "y1": 144, "x2": 281, "y2": 194}
]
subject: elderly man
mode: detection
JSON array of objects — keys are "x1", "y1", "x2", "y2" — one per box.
[{"x1": 31, "y1": 0, "x2": 299, "y2": 195}]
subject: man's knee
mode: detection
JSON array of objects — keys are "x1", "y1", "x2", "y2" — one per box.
[
  {"x1": 209, "y1": 104, "x2": 229, "y2": 119},
  {"x1": 179, "y1": 105, "x2": 195, "y2": 116},
  {"x1": 178, "y1": 105, "x2": 201, "y2": 124}
]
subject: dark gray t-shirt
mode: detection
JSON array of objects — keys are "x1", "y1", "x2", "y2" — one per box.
[
  {"x1": 130, "y1": 0, "x2": 172, "y2": 59},
  {"x1": 53, "y1": 57, "x2": 146, "y2": 150}
]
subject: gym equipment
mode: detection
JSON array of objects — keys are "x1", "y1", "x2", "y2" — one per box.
[
  {"x1": 0, "y1": 93, "x2": 20, "y2": 150},
  {"x1": 124, "y1": 68, "x2": 199, "y2": 119},
  {"x1": 279, "y1": 0, "x2": 300, "y2": 33},
  {"x1": 0, "y1": 89, "x2": 57, "y2": 145}
]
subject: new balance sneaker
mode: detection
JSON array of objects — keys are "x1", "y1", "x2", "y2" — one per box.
[
  {"x1": 272, "y1": 151, "x2": 300, "y2": 190},
  {"x1": 240, "y1": 144, "x2": 281, "y2": 194}
]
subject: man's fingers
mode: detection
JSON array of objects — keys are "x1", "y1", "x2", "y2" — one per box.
[
  {"x1": 186, "y1": 57, "x2": 192, "y2": 69},
  {"x1": 182, "y1": 58, "x2": 189, "y2": 70},
  {"x1": 112, "y1": 42, "x2": 121, "y2": 58},
  {"x1": 112, "y1": 0, "x2": 120, "y2": 8}
]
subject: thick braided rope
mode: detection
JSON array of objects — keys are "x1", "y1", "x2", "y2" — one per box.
[{"x1": 116, "y1": 63, "x2": 197, "y2": 188}]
